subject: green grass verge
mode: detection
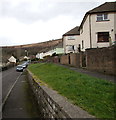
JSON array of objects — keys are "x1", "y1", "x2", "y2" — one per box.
[{"x1": 28, "y1": 63, "x2": 116, "y2": 119}]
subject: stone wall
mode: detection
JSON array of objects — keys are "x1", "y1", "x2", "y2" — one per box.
[
  {"x1": 60, "y1": 52, "x2": 84, "y2": 68},
  {"x1": 27, "y1": 70, "x2": 94, "y2": 119},
  {"x1": 43, "y1": 46, "x2": 115, "y2": 76},
  {"x1": 86, "y1": 45, "x2": 116, "y2": 75},
  {"x1": 43, "y1": 56, "x2": 54, "y2": 62},
  {"x1": 53, "y1": 56, "x2": 60, "y2": 63},
  {"x1": 70, "y1": 53, "x2": 80, "y2": 67},
  {"x1": 60, "y1": 54, "x2": 69, "y2": 65}
]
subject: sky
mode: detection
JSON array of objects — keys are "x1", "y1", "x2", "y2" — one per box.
[{"x1": 0, "y1": 0, "x2": 113, "y2": 46}]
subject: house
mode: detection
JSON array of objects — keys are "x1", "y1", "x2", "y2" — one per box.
[
  {"x1": 54, "y1": 48, "x2": 64, "y2": 55},
  {"x1": 79, "y1": 2, "x2": 116, "y2": 51},
  {"x1": 36, "y1": 53, "x2": 40, "y2": 59},
  {"x1": 62, "y1": 26, "x2": 80, "y2": 54},
  {"x1": 44, "y1": 50, "x2": 55, "y2": 57},
  {"x1": 36, "y1": 50, "x2": 55, "y2": 59},
  {"x1": 8, "y1": 56, "x2": 16, "y2": 63},
  {"x1": 40, "y1": 53, "x2": 44, "y2": 59},
  {"x1": 53, "y1": 41, "x2": 64, "y2": 55},
  {"x1": 36, "y1": 38, "x2": 64, "y2": 59},
  {"x1": 24, "y1": 56, "x2": 29, "y2": 60}
]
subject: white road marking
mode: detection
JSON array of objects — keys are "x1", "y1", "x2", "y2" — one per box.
[{"x1": 2, "y1": 72, "x2": 23, "y2": 109}]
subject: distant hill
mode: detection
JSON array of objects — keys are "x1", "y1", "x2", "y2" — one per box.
[{"x1": 2, "y1": 39, "x2": 62, "y2": 63}]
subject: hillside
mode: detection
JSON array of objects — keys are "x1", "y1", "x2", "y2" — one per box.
[{"x1": 2, "y1": 39, "x2": 62, "y2": 63}]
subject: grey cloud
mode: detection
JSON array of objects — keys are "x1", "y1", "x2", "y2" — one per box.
[{"x1": 0, "y1": 1, "x2": 99, "y2": 24}]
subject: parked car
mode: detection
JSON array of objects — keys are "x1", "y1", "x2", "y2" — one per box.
[
  {"x1": 16, "y1": 65, "x2": 23, "y2": 72},
  {"x1": 22, "y1": 63, "x2": 27, "y2": 69}
]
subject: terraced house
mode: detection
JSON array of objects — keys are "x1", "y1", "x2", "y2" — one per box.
[
  {"x1": 79, "y1": 2, "x2": 116, "y2": 51},
  {"x1": 63, "y1": 2, "x2": 116, "y2": 53},
  {"x1": 62, "y1": 26, "x2": 80, "y2": 54}
]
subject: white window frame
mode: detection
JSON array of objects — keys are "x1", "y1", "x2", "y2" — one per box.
[
  {"x1": 97, "y1": 13, "x2": 108, "y2": 21},
  {"x1": 68, "y1": 36, "x2": 75, "y2": 40}
]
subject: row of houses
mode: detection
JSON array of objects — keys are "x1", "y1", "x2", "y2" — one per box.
[
  {"x1": 36, "y1": 40, "x2": 64, "y2": 59},
  {"x1": 36, "y1": 2, "x2": 116, "y2": 59},
  {"x1": 63, "y1": 2, "x2": 116, "y2": 53}
]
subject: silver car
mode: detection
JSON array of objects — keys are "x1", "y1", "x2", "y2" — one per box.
[{"x1": 16, "y1": 65, "x2": 23, "y2": 72}]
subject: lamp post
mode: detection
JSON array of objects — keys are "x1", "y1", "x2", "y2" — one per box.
[{"x1": 25, "y1": 50, "x2": 28, "y2": 56}]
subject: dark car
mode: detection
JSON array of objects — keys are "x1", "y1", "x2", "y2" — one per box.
[{"x1": 16, "y1": 65, "x2": 23, "y2": 72}]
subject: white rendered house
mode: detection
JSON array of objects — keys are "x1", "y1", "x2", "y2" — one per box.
[
  {"x1": 62, "y1": 26, "x2": 80, "y2": 54},
  {"x1": 79, "y1": 2, "x2": 116, "y2": 51}
]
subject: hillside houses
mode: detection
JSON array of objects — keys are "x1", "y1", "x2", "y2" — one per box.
[
  {"x1": 2, "y1": 2, "x2": 115, "y2": 63},
  {"x1": 62, "y1": 2, "x2": 116, "y2": 53},
  {"x1": 36, "y1": 2, "x2": 116, "y2": 57},
  {"x1": 36, "y1": 39, "x2": 64, "y2": 59}
]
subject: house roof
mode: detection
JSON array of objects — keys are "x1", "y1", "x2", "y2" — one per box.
[
  {"x1": 79, "y1": 2, "x2": 116, "y2": 30},
  {"x1": 8, "y1": 56, "x2": 16, "y2": 63},
  {"x1": 63, "y1": 26, "x2": 80, "y2": 36},
  {"x1": 88, "y1": 2, "x2": 116, "y2": 14}
]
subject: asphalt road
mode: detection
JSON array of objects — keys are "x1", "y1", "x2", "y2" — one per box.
[
  {"x1": 2, "y1": 66, "x2": 21, "y2": 104},
  {"x1": 2, "y1": 67, "x2": 41, "y2": 118}
]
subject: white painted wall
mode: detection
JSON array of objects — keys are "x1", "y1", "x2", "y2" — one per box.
[
  {"x1": 80, "y1": 12, "x2": 116, "y2": 50},
  {"x1": 91, "y1": 12, "x2": 115, "y2": 48},
  {"x1": 8, "y1": 56, "x2": 16, "y2": 63},
  {"x1": 63, "y1": 35, "x2": 80, "y2": 54},
  {"x1": 79, "y1": 15, "x2": 91, "y2": 51}
]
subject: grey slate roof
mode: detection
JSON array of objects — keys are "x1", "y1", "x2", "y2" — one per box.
[
  {"x1": 79, "y1": 2, "x2": 116, "y2": 30},
  {"x1": 88, "y1": 2, "x2": 116, "y2": 14},
  {"x1": 63, "y1": 26, "x2": 80, "y2": 36}
]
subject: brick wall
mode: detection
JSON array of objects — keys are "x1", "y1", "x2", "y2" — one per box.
[
  {"x1": 70, "y1": 53, "x2": 80, "y2": 67},
  {"x1": 86, "y1": 45, "x2": 116, "y2": 75},
  {"x1": 60, "y1": 53, "x2": 84, "y2": 68},
  {"x1": 60, "y1": 54, "x2": 69, "y2": 65},
  {"x1": 42, "y1": 45, "x2": 115, "y2": 76},
  {"x1": 43, "y1": 56, "x2": 53, "y2": 62},
  {"x1": 53, "y1": 56, "x2": 60, "y2": 63}
]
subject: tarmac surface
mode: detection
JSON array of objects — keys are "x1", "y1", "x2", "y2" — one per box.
[{"x1": 2, "y1": 67, "x2": 41, "y2": 119}]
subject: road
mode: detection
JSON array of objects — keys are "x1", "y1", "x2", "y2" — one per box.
[{"x1": 2, "y1": 67, "x2": 41, "y2": 118}]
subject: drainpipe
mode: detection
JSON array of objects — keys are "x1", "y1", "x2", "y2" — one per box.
[{"x1": 89, "y1": 14, "x2": 92, "y2": 48}]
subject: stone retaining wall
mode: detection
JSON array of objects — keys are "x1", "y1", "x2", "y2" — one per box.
[{"x1": 27, "y1": 70, "x2": 95, "y2": 119}]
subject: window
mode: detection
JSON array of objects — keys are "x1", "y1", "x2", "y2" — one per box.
[
  {"x1": 67, "y1": 45, "x2": 75, "y2": 51},
  {"x1": 97, "y1": 13, "x2": 108, "y2": 21},
  {"x1": 97, "y1": 32, "x2": 109, "y2": 42},
  {"x1": 80, "y1": 28, "x2": 83, "y2": 34},
  {"x1": 68, "y1": 36, "x2": 75, "y2": 40},
  {"x1": 82, "y1": 40, "x2": 84, "y2": 49}
]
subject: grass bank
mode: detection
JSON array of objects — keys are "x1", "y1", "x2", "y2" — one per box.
[{"x1": 28, "y1": 63, "x2": 116, "y2": 119}]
